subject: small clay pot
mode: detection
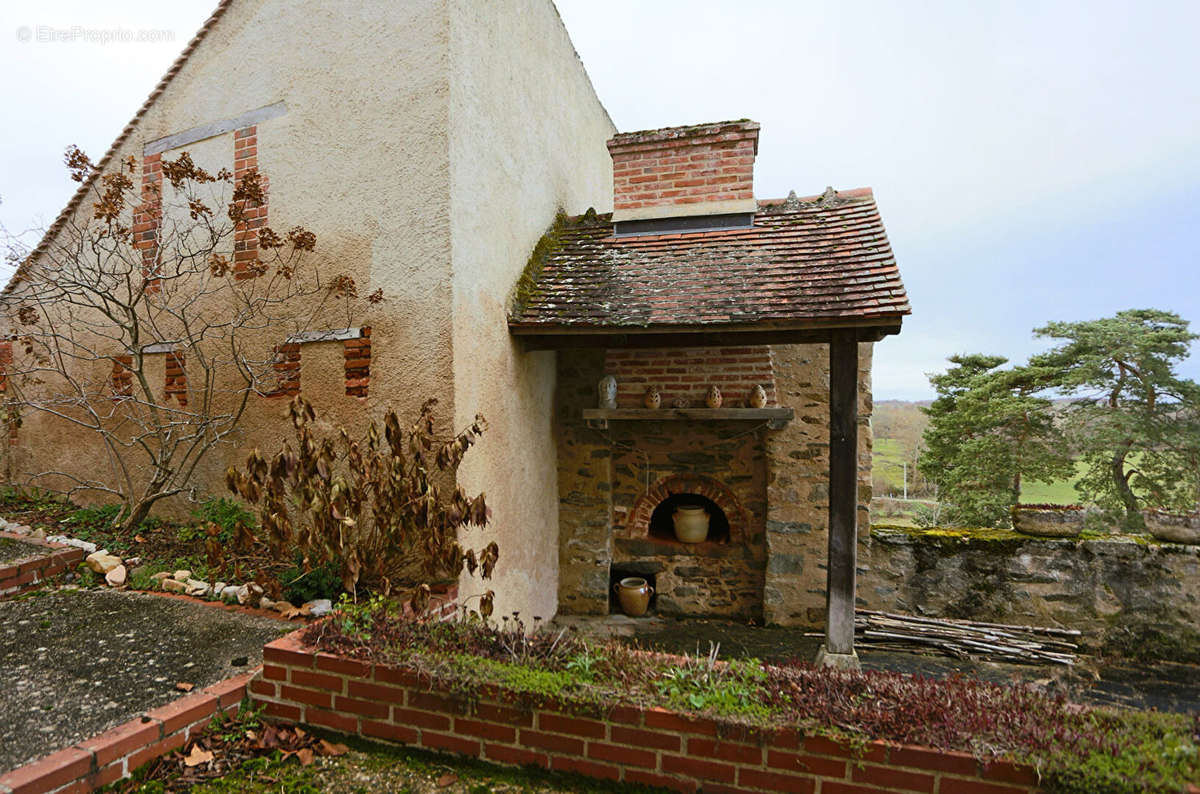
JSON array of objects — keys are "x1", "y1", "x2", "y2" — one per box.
[
  {"x1": 672, "y1": 505, "x2": 710, "y2": 543},
  {"x1": 614, "y1": 577, "x2": 654, "y2": 617}
]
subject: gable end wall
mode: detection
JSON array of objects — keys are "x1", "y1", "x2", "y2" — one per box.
[{"x1": 447, "y1": 0, "x2": 615, "y2": 620}]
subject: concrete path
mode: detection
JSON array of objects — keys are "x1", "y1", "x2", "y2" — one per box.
[{"x1": 0, "y1": 588, "x2": 292, "y2": 773}]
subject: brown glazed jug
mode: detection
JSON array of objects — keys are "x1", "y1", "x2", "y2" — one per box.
[{"x1": 613, "y1": 576, "x2": 654, "y2": 617}]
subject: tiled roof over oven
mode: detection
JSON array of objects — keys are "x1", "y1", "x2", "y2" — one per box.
[{"x1": 508, "y1": 187, "x2": 910, "y2": 333}]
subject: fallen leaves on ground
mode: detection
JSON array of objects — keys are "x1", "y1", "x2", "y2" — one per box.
[
  {"x1": 320, "y1": 738, "x2": 349, "y2": 756},
  {"x1": 109, "y1": 717, "x2": 349, "y2": 792},
  {"x1": 183, "y1": 746, "x2": 212, "y2": 767},
  {"x1": 174, "y1": 681, "x2": 194, "y2": 692},
  {"x1": 278, "y1": 602, "x2": 312, "y2": 620}
]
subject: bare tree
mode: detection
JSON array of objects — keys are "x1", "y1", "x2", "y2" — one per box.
[{"x1": 1, "y1": 148, "x2": 379, "y2": 532}]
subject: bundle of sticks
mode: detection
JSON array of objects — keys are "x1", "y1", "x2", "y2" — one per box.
[{"x1": 854, "y1": 609, "x2": 1080, "y2": 666}]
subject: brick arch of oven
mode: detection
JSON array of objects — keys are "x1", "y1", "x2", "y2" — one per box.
[{"x1": 624, "y1": 473, "x2": 748, "y2": 543}]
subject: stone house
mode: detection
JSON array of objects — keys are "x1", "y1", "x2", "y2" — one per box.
[{"x1": 2, "y1": 0, "x2": 908, "y2": 651}]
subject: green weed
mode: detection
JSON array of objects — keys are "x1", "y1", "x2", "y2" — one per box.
[{"x1": 183, "y1": 497, "x2": 255, "y2": 544}]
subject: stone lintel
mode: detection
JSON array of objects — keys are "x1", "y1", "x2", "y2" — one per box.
[{"x1": 612, "y1": 198, "x2": 758, "y2": 224}]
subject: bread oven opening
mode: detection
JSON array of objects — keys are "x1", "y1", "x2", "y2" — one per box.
[{"x1": 648, "y1": 493, "x2": 730, "y2": 544}]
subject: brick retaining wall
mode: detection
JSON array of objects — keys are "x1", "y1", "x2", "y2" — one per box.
[
  {"x1": 0, "y1": 672, "x2": 252, "y2": 794},
  {"x1": 252, "y1": 630, "x2": 1040, "y2": 793},
  {"x1": 0, "y1": 533, "x2": 84, "y2": 598}
]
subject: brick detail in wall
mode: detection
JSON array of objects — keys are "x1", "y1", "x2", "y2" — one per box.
[
  {"x1": 270, "y1": 343, "x2": 301, "y2": 398},
  {"x1": 604, "y1": 346, "x2": 777, "y2": 408},
  {"x1": 623, "y1": 473, "x2": 749, "y2": 543},
  {"x1": 134, "y1": 153, "x2": 163, "y2": 292},
  {"x1": 266, "y1": 330, "x2": 373, "y2": 400},
  {"x1": 164, "y1": 351, "x2": 187, "y2": 407},
  {"x1": 344, "y1": 327, "x2": 371, "y2": 398},
  {"x1": 0, "y1": 671, "x2": 252, "y2": 793},
  {"x1": 608, "y1": 120, "x2": 759, "y2": 213},
  {"x1": 233, "y1": 126, "x2": 268, "y2": 280},
  {"x1": 0, "y1": 340, "x2": 13, "y2": 446},
  {"x1": 111, "y1": 355, "x2": 133, "y2": 399},
  {"x1": 0, "y1": 339, "x2": 10, "y2": 392},
  {"x1": 254, "y1": 629, "x2": 1041, "y2": 794}
]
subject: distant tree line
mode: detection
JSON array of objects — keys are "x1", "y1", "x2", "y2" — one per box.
[{"x1": 918, "y1": 309, "x2": 1200, "y2": 529}]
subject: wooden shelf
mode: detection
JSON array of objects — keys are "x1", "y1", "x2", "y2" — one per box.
[{"x1": 582, "y1": 407, "x2": 792, "y2": 430}]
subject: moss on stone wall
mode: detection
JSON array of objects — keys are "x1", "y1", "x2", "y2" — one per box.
[
  {"x1": 865, "y1": 522, "x2": 1200, "y2": 663},
  {"x1": 873, "y1": 523, "x2": 1166, "y2": 548},
  {"x1": 871, "y1": 523, "x2": 1029, "y2": 551}
]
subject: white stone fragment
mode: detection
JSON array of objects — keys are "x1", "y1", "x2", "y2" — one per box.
[
  {"x1": 305, "y1": 599, "x2": 333, "y2": 617},
  {"x1": 105, "y1": 564, "x2": 127, "y2": 587},
  {"x1": 85, "y1": 551, "x2": 122, "y2": 575},
  {"x1": 161, "y1": 578, "x2": 187, "y2": 593},
  {"x1": 186, "y1": 579, "x2": 212, "y2": 597}
]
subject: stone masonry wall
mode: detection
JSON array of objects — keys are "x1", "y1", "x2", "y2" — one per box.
[
  {"x1": 556, "y1": 349, "x2": 614, "y2": 616},
  {"x1": 863, "y1": 528, "x2": 1200, "y2": 662},
  {"x1": 608, "y1": 422, "x2": 767, "y2": 620},
  {"x1": 556, "y1": 342, "x2": 874, "y2": 626},
  {"x1": 762, "y1": 343, "x2": 874, "y2": 626},
  {"x1": 555, "y1": 349, "x2": 768, "y2": 620}
]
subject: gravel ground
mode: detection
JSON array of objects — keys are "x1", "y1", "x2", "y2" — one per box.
[
  {"x1": 0, "y1": 537, "x2": 49, "y2": 566},
  {"x1": 0, "y1": 588, "x2": 293, "y2": 773}
]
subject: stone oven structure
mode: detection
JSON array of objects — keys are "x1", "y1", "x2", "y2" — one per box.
[{"x1": 511, "y1": 120, "x2": 910, "y2": 664}]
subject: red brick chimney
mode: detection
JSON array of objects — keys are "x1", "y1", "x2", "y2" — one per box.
[{"x1": 607, "y1": 120, "x2": 759, "y2": 223}]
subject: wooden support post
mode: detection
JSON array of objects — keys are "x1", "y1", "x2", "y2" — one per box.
[{"x1": 819, "y1": 329, "x2": 861, "y2": 669}]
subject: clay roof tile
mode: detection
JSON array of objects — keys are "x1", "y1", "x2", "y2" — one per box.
[{"x1": 509, "y1": 189, "x2": 911, "y2": 332}]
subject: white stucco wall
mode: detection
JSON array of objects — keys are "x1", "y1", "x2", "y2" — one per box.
[
  {"x1": 447, "y1": 0, "x2": 614, "y2": 620},
  {"x1": 9, "y1": 0, "x2": 616, "y2": 621},
  {"x1": 9, "y1": 0, "x2": 457, "y2": 500}
]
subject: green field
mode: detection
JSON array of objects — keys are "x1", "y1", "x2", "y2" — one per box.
[
  {"x1": 873, "y1": 437, "x2": 911, "y2": 494},
  {"x1": 1019, "y1": 462, "x2": 1086, "y2": 505},
  {"x1": 869, "y1": 400, "x2": 1133, "y2": 510},
  {"x1": 871, "y1": 443, "x2": 1087, "y2": 506}
]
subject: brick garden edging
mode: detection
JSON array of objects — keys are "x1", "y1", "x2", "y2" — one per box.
[
  {"x1": 0, "y1": 672, "x2": 253, "y2": 794},
  {"x1": 252, "y1": 630, "x2": 1041, "y2": 794},
  {"x1": 0, "y1": 532, "x2": 84, "y2": 599}
]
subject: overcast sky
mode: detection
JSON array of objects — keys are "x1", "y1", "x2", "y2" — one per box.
[{"x1": 1, "y1": 0, "x2": 1197, "y2": 399}]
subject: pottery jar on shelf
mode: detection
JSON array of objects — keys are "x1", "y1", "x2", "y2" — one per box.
[
  {"x1": 613, "y1": 577, "x2": 654, "y2": 617},
  {"x1": 672, "y1": 505, "x2": 710, "y2": 543}
]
